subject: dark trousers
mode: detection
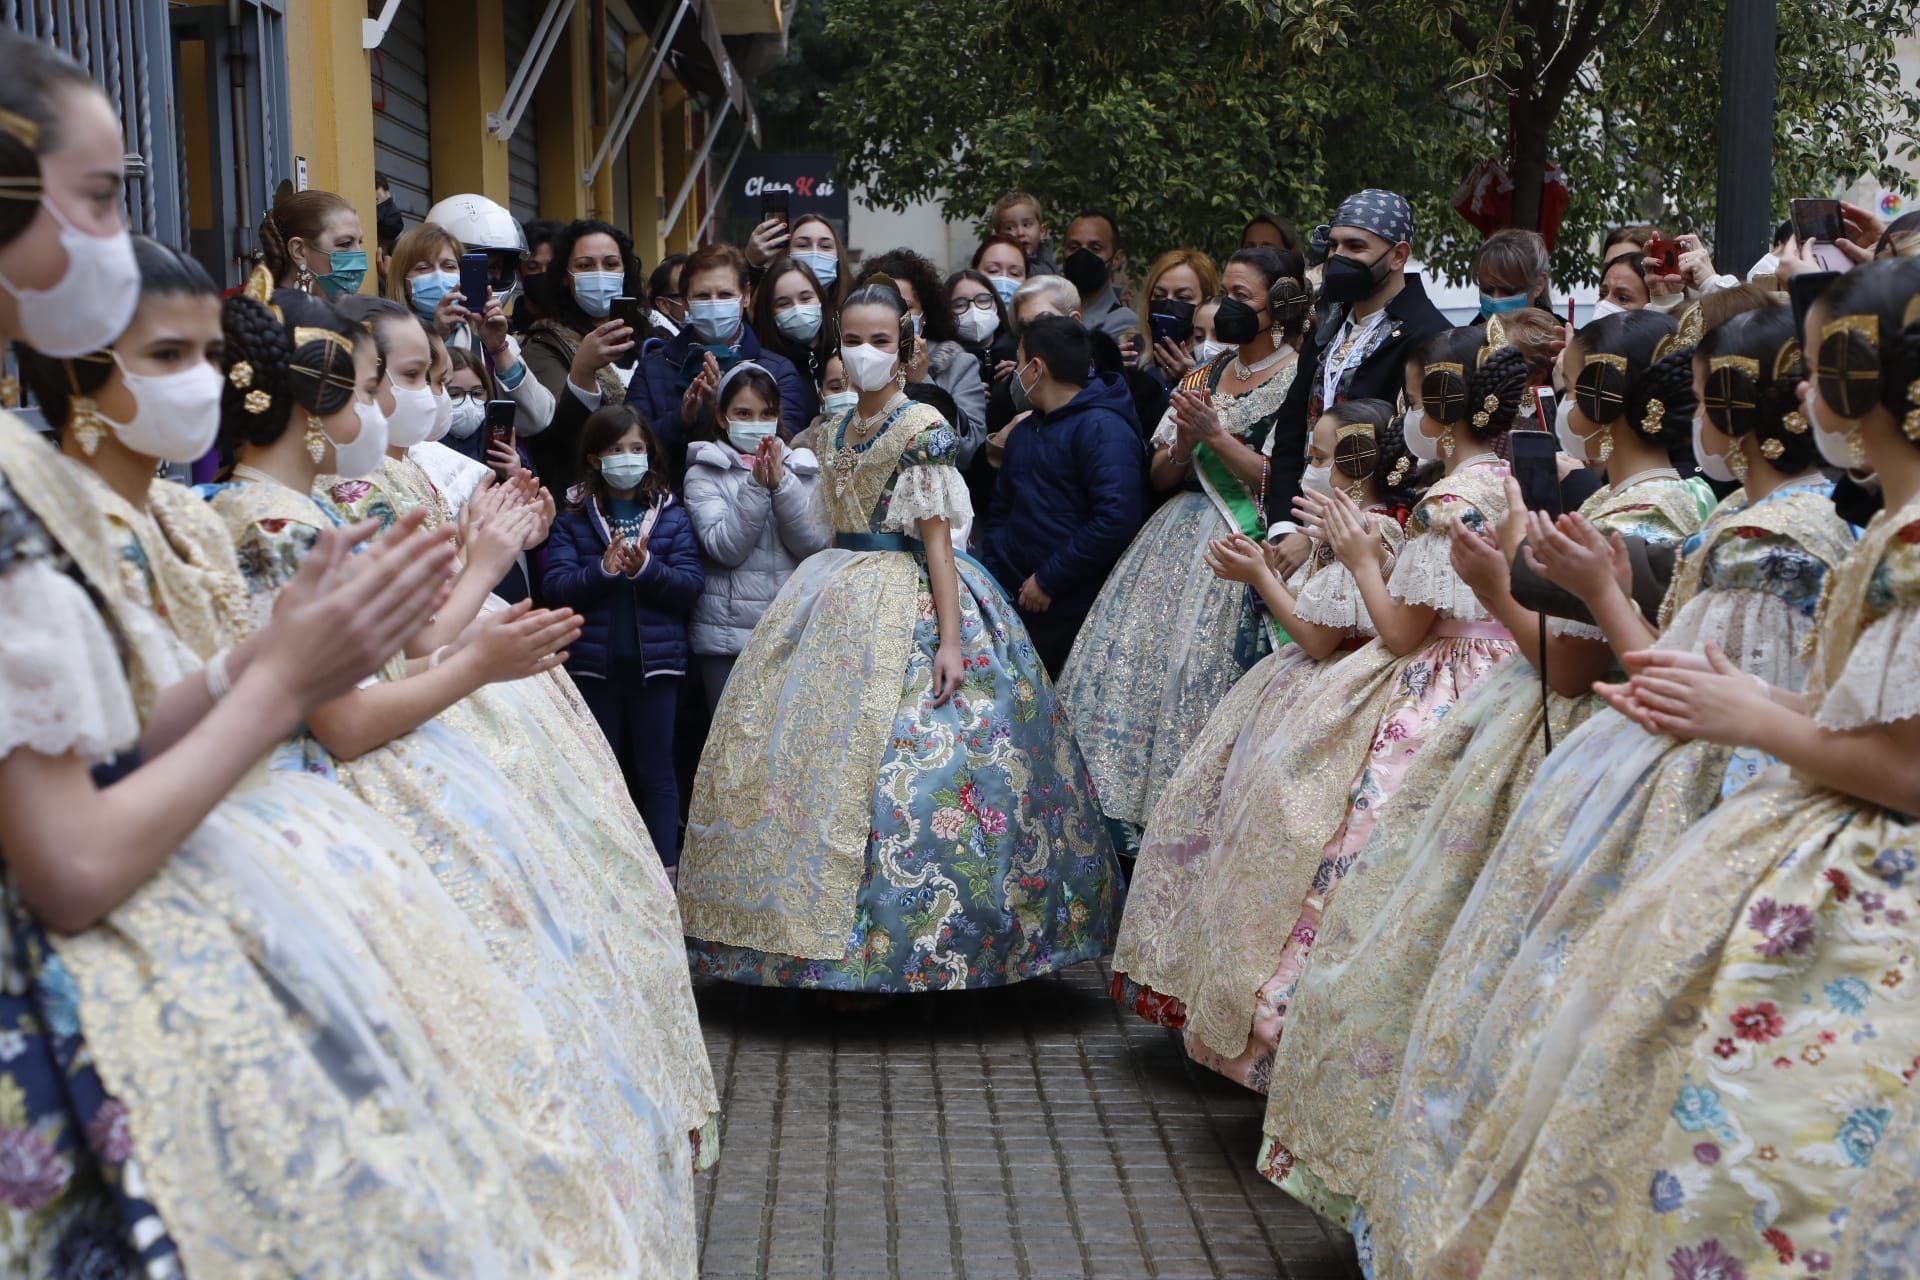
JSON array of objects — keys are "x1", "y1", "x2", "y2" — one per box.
[
  {"x1": 578, "y1": 666, "x2": 682, "y2": 866},
  {"x1": 1018, "y1": 603, "x2": 1091, "y2": 680}
]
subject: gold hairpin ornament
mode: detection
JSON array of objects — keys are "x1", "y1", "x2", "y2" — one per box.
[
  {"x1": 0, "y1": 175, "x2": 42, "y2": 202},
  {"x1": 228, "y1": 362, "x2": 254, "y2": 389},
  {"x1": 1640, "y1": 398, "x2": 1666, "y2": 436},
  {"x1": 1471, "y1": 392, "x2": 1501, "y2": 430},
  {"x1": 0, "y1": 108, "x2": 40, "y2": 148},
  {"x1": 1760, "y1": 438, "x2": 1785, "y2": 460},
  {"x1": 244, "y1": 389, "x2": 272, "y2": 415},
  {"x1": 1387, "y1": 455, "x2": 1412, "y2": 486}
]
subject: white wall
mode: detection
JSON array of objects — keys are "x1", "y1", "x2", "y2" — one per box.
[{"x1": 846, "y1": 186, "x2": 979, "y2": 273}]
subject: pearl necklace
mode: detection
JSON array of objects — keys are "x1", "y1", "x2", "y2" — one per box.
[{"x1": 1231, "y1": 342, "x2": 1295, "y2": 380}]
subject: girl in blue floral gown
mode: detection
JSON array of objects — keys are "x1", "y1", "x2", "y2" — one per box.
[{"x1": 679, "y1": 280, "x2": 1123, "y2": 992}]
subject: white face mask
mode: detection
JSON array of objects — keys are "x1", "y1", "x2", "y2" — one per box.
[
  {"x1": 0, "y1": 198, "x2": 141, "y2": 358},
  {"x1": 727, "y1": 418, "x2": 778, "y2": 453},
  {"x1": 97, "y1": 354, "x2": 223, "y2": 463},
  {"x1": 1554, "y1": 396, "x2": 1603, "y2": 462},
  {"x1": 427, "y1": 389, "x2": 453, "y2": 443},
  {"x1": 327, "y1": 400, "x2": 390, "y2": 479},
  {"x1": 447, "y1": 395, "x2": 485, "y2": 439},
  {"x1": 956, "y1": 307, "x2": 998, "y2": 346},
  {"x1": 1402, "y1": 406, "x2": 1442, "y2": 462},
  {"x1": 841, "y1": 342, "x2": 899, "y2": 392},
  {"x1": 1691, "y1": 412, "x2": 1737, "y2": 484},
  {"x1": 1193, "y1": 339, "x2": 1231, "y2": 365},
  {"x1": 1808, "y1": 384, "x2": 1865, "y2": 470},
  {"x1": 1590, "y1": 298, "x2": 1627, "y2": 321},
  {"x1": 382, "y1": 380, "x2": 439, "y2": 447},
  {"x1": 1302, "y1": 462, "x2": 1337, "y2": 499},
  {"x1": 821, "y1": 390, "x2": 858, "y2": 419}
]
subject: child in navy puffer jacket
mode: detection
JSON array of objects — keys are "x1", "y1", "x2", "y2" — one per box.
[{"x1": 542, "y1": 404, "x2": 705, "y2": 868}]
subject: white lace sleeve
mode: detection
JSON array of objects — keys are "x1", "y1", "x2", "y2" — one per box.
[
  {"x1": 1387, "y1": 529, "x2": 1488, "y2": 620},
  {"x1": 1658, "y1": 589, "x2": 1817, "y2": 691},
  {"x1": 882, "y1": 463, "x2": 975, "y2": 534},
  {"x1": 1150, "y1": 401, "x2": 1180, "y2": 451},
  {"x1": 1814, "y1": 605, "x2": 1920, "y2": 731},
  {"x1": 0, "y1": 559, "x2": 140, "y2": 763},
  {"x1": 1294, "y1": 560, "x2": 1368, "y2": 635},
  {"x1": 1548, "y1": 616, "x2": 1607, "y2": 641}
]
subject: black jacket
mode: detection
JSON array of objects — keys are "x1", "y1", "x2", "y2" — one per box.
[{"x1": 1263, "y1": 273, "x2": 1451, "y2": 529}]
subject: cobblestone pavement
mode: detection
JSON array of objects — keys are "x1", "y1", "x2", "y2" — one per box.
[{"x1": 692, "y1": 959, "x2": 1362, "y2": 1280}]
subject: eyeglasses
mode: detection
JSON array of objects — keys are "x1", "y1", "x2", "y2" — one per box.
[
  {"x1": 951, "y1": 295, "x2": 997, "y2": 314},
  {"x1": 445, "y1": 386, "x2": 488, "y2": 404}
]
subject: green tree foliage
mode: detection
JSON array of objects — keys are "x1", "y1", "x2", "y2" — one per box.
[{"x1": 775, "y1": 0, "x2": 1919, "y2": 282}]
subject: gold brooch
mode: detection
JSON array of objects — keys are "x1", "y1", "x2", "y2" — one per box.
[
  {"x1": 228, "y1": 361, "x2": 254, "y2": 389},
  {"x1": 1641, "y1": 398, "x2": 1666, "y2": 435}
]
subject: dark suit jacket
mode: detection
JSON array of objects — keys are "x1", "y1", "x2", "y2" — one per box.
[{"x1": 1263, "y1": 273, "x2": 1451, "y2": 529}]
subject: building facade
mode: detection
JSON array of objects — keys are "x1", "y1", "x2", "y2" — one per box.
[{"x1": 5, "y1": 0, "x2": 783, "y2": 287}]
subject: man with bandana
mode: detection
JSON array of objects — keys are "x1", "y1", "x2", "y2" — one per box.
[{"x1": 1261, "y1": 188, "x2": 1449, "y2": 563}]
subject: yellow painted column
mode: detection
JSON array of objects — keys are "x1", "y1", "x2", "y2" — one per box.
[
  {"x1": 626, "y1": 88, "x2": 667, "y2": 267},
  {"x1": 285, "y1": 0, "x2": 377, "y2": 265},
  {"x1": 426, "y1": 0, "x2": 510, "y2": 202},
  {"x1": 535, "y1": 0, "x2": 594, "y2": 222},
  {"x1": 661, "y1": 83, "x2": 696, "y2": 254}
]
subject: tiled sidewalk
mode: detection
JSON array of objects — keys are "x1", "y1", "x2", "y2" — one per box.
[{"x1": 692, "y1": 960, "x2": 1361, "y2": 1280}]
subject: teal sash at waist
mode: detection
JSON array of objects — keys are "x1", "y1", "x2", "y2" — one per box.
[{"x1": 834, "y1": 531, "x2": 925, "y2": 554}]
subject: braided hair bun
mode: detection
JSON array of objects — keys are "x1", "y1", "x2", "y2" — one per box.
[
  {"x1": 1811, "y1": 257, "x2": 1920, "y2": 456},
  {"x1": 219, "y1": 291, "x2": 295, "y2": 454},
  {"x1": 1696, "y1": 306, "x2": 1819, "y2": 474}
]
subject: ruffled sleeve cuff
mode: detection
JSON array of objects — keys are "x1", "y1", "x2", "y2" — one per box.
[
  {"x1": 1815, "y1": 604, "x2": 1920, "y2": 731},
  {"x1": 1548, "y1": 616, "x2": 1606, "y2": 641},
  {"x1": 1150, "y1": 403, "x2": 1180, "y2": 451},
  {"x1": 0, "y1": 559, "x2": 139, "y2": 763},
  {"x1": 1658, "y1": 588, "x2": 1817, "y2": 691},
  {"x1": 1294, "y1": 560, "x2": 1372, "y2": 635},
  {"x1": 882, "y1": 463, "x2": 975, "y2": 533},
  {"x1": 1387, "y1": 530, "x2": 1489, "y2": 621}
]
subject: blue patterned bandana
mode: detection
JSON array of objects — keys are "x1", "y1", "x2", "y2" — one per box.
[{"x1": 1333, "y1": 189, "x2": 1414, "y2": 248}]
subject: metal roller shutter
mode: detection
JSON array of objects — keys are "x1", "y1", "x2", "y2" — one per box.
[
  {"x1": 372, "y1": 1, "x2": 431, "y2": 212},
  {"x1": 504, "y1": 0, "x2": 540, "y2": 220}
]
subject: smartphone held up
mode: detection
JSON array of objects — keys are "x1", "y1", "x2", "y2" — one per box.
[{"x1": 484, "y1": 399, "x2": 517, "y2": 479}]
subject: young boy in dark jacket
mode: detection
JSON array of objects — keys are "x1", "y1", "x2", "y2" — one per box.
[{"x1": 542, "y1": 404, "x2": 705, "y2": 869}]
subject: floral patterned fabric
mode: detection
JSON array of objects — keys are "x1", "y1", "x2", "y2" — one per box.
[
  {"x1": 1363, "y1": 493, "x2": 1920, "y2": 1280},
  {"x1": 1158, "y1": 459, "x2": 1514, "y2": 1074},
  {"x1": 1056, "y1": 363, "x2": 1297, "y2": 833},
  {"x1": 1359, "y1": 480, "x2": 1851, "y2": 1277},
  {"x1": 1258, "y1": 475, "x2": 1711, "y2": 1214},
  {"x1": 1110, "y1": 515, "x2": 1406, "y2": 1040},
  {"x1": 681, "y1": 418, "x2": 1123, "y2": 991},
  {"x1": 0, "y1": 469, "x2": 180, "y2": 1279},
  {"x1": 206, "y1": 477, "x2": 700, "y2": 1276}
]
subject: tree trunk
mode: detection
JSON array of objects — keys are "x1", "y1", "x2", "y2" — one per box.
[{"x1": 1508, "y1": 91, "x2": 1552, "y2": 231}]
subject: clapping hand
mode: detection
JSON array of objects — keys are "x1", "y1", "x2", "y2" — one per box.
[
  {"x1": 601, "y1": 528, "x2": 649, "y2": 577},
  {"x1": 1603, "y1": 642, "x2": 1767, "y2": 745},
  {"x1": 750, "y1": 438, "x2": 785, "y2": 490},
  {"x1": 1449, "y1": 515, "x2": 1510, "y2": 601},
  {"x1": 1318, "y1": 489, "x2": 1377, "y2": 569},
  {"x1": 1203, "y1": 533, "x2": 1276, "y2": 587},
  {"x1": 1522, "y1": 510, "x2": 1629, "y2": 607},
  {"x1": 681, "y1": 352, "x2": 721, "y2": 423}
]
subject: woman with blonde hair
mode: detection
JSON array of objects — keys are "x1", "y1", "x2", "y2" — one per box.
[{"x1": 1136, "y1": 248, "x2": 1220, "y2": 383}]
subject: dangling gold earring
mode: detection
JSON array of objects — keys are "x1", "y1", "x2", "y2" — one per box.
[
  {"x1": 1727, "y1": 440, "x2": 1749, "y2": 480},
  {"x1": 296, "y1": 261, "x2": 316, "y2": 294},
  {"x1": 1440, "y1": 424, "x2": 1455, "y2": 458},
  {"x1": 1596, "y1": 426, "x2": 1614, "y2": 464},
  {"x1": 306, "y1": 414, "x2": 328, "y2": 464},
  {"x1": 68, "y1": 396, "x2": 107, "y2": 456},
  {"x1": 1270, "y1": 318, "x2": 1285, "y2": 345}
]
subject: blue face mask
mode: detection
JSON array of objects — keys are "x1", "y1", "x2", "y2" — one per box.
[
  {"x1": 989, "y1": 275, "x2": 1020, "y2": 306},
  {"x1": 792, "y1": 249, "x2": 838, "y2": 290},
  {"x1": 1478, "y1": 291, "x2": 1531, "y2": 319},
  {"x1": 315, "y1": 248, "x2": 369, "y2": 297},
  {"x1": 572, "y1": 270, "x2": 623, "y2": 319},
  {"x1": 408, "y1": 270, "x2": 459, "y2": 321},
  {"x1": 688, "y1": 297, "x2": 743, "y2": 343},
  {"x1": 599, "y1": 452, "x2": 650, "y2": 490},
  {"x1": 775, "y1": 303, "x2": 823, "y2": 343}
]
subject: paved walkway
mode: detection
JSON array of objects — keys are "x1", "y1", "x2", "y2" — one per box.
[{"x1": 692, "y1": 960, "x2": 1361, "y2": 1280}]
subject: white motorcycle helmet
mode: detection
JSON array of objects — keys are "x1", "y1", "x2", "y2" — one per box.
[{"x1": 424, "y1": 193, "x2": 528, "y2": 304}]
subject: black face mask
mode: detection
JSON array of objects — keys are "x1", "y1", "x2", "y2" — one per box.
[
  {"x1": 1213, "y1": 296, "x2": 1265, "y2": 345},
  {"x1": 1062, "y1": 248, "x2": 1110, "y2": 297},
  {"x1": 1320, "y1": 251, "x2": 1391, "y2": 305}
]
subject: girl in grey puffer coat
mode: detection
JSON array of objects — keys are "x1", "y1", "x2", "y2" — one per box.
[{"x1": 684, "y1": 365, "x2": 831, "y2": 708}]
